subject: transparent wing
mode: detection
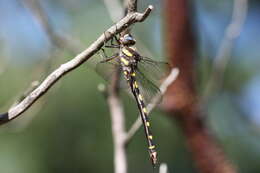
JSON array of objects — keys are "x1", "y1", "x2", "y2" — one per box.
[
  {"x1": 96, "y1": 54, "x2": 167, "y2": 105},
  {"x1": 96, "y1": 54, "x2": 131, "y2": 90},
  {"x1": 135, "y1": 69, "x2": 162, "y2": 105},
  {"x1": 137, "y1": 57, "x2": 170, "y2": 86},
  {"x1": 96, "y1": 53, "x2": 121, "y2": 82}
]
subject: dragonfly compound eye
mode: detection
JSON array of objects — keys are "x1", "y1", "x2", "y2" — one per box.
[{"x1": 120, "y1": 34, "x2": 136, "y2": 46}]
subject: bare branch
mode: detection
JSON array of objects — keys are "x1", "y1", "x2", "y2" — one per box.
[
  {"x1": 1, "y1": 48, "x2": 66, "y2": 129},
  {"x1": 136, "y1": 5, "x2": 153, "y2": 22},
  {"x1": 125, "y1": 68, "x2": 179, "y2": 145},
  {"x1": 7, "y1": 0, "x2": 83, "y2": 124},
  {"x1": 204, "y1": 0, "x2": 248, "y2": 99},
  {"x1": 2, "y1": 0, "x2": 85, "y2": 129},
  {"x1": 122, "y1": 0, "x2": 140, "y2": 35},
  {"x1": 0, "y1": 5, "x2": 154, "y2": 125},
  {"x1": 105, "y1": 1, "x2": 140, "y2": 172},
  {"x1": 11, "y1": 81, "x2": 40, "y2": 107},
  {"x1": 108, "y1": 70, "x2": 127, "y2": 173},
  {"x1": 22, "y1": 0, "x2": 84, "y2": 54}
]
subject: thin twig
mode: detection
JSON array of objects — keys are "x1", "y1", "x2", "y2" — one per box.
[
  {"x1": 125, "y1": 68, "x2": 179, "y2": 145},
  {"x1": 11, "y1": 81, "x2": 40, "y2": 108},
  {"x1": 108, "y1": 69, "x2": 128, "y2": 173},
  {"x1": 3, "y1": 0, "x2": 84, "y2": 129},
  {"x1": 0, "y1": 6, "x2": 154, "y2": 125},
  {"x1": 203, "y1": 0, "x2": 248, "y2": 99},
  {"x1": 122, "y1": 0, "x2": 139, "y2": 35},
  {"x1": 106, "y1": 1, "x2": 139, "y2": 172},
  {"x1": 22, "y1": 0, "x2": 84, "y2": 54}
]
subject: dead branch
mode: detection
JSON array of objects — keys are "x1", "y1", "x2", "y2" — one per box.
[
  {"x1": 108, "y1": 69, "x2": 128, "y2": 173},
  {"x1": 1, "y1": 0, "x2": 86, "y2": 128},
  {"x1": 106, "y1": 1, "x2": 139, "y2": 172},
  {"x1": 0, "y1": 5, "x2": 154, "y2": 125}
]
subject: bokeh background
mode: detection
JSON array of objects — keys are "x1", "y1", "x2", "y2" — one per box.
[{"x1": 0, "y1": 0, "x2": 260, "y2": 172}]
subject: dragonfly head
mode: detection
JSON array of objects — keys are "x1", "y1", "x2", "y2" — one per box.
[{"x1": 120, "y1": 34, "x2": 136, "y2": 46}]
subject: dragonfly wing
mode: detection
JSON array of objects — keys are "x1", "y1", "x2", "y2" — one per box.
[
  {"x1": 135, "y1": 69, "x2": 162, "y2": 105},
  {"x1": 96, "y1": 55, "x2": 167, "y2": 105},
  {"x1": 96, "y1": 54, "x2": 121, "y2": 81},
  {"x1": 138, "y1": 57, "x2": 170, "y2": 86},
  {"x1": 96, "y1": 56, "x2": 129, "y2": 89}
]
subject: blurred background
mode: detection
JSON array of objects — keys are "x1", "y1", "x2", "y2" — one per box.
[{"x1": 0, "y1": 0, "x2": 260, "y2": 172}]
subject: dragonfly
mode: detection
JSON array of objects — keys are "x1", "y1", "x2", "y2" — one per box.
[{"x1": 97, "y1": 33, "x2": 170, "y2": 166}]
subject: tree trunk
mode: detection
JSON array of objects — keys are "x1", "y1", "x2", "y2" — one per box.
[{"x1": 162, "y1": 0, "x2": 237, "y2": 172}]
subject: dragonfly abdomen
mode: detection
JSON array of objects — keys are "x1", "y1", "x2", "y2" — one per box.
[{"x1": 126, "y1": 70, "x2": 158, "y2": 166}]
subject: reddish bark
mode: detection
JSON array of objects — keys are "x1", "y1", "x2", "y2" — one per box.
[{"x1": 162, "y1": 0, "x2": 237, "y2": 172}]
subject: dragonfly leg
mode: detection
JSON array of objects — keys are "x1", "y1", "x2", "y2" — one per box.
[
  {"x1": 113, "y1": 35, "x2": 120, "y2": 45},
  {"x1": 103, "y1": 31, "x2": 119, "y2": 48},
  {"x1": 103, "y1": 25, "x2": 120, "y2": 49},
  {"x1": 100, "y1": 52, "x2": 119, "y2": 63},
  {"x1": 114, "y1": 24, "x2": 121, "y2": 45},
  {"x1": 104, "y1": 44, "x2": 120, "y2": 48},
  {"x1": 100, "y1": 48, "x2": 114, "y2": 59},
  {"x1": 104, "y1": 36, "x2": 120, "y2": 48}
]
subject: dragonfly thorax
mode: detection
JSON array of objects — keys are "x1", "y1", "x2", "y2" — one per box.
[{"x1": 120, "y1": 46, "x2": 139, "y2": 66}]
